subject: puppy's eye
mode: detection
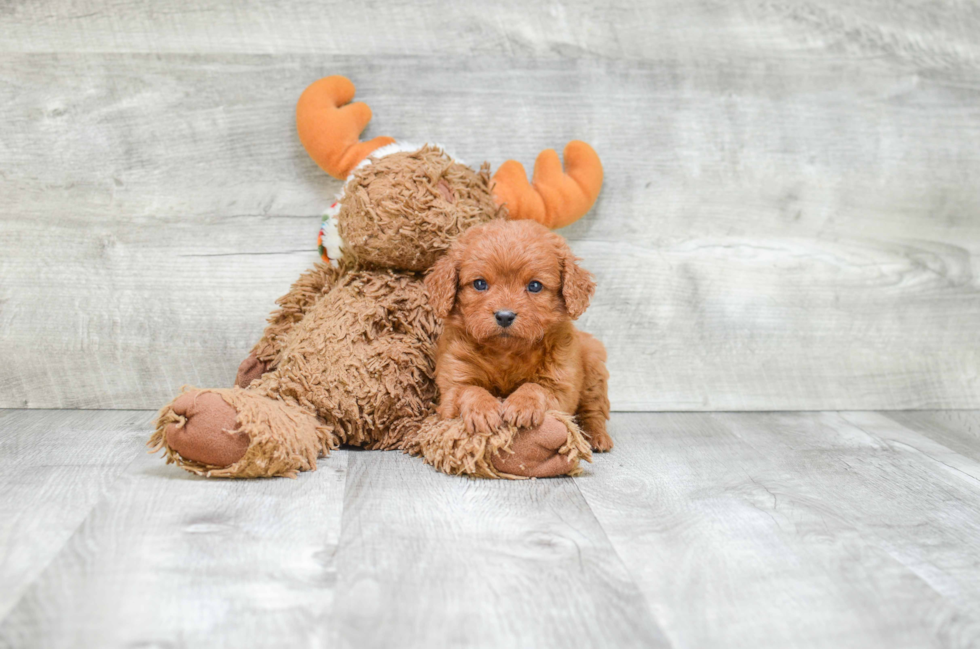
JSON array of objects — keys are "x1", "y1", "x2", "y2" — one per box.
[
  {"x1": 473, "y1": 279, "x2": 488, "y2": 291},
  {"x1": 527, "y1": 280, "x2": 543, "y2": 293}
]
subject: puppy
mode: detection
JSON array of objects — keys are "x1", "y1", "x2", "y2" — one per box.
[{"x1": 425, "y1": 219, "x2": 612, "y2": 452}]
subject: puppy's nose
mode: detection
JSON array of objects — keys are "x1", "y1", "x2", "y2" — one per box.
[{"x1": 494, "y1": 310, "x2": 516, "y2": 328}]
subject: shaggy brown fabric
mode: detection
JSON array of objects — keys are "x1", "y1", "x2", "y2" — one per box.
[
  {"x1": 339, "y1": 146, "x2": 502, "y2": 271},
  {"x1": 247, "y1": 268, "x2": 441, "y2": 449},
  {"x1": 150, "y1": 145, "x2": 588, "y2": 480},
  {"x1": 251, "y1": 261, "x2": 345, "y2": 367},
  {"x1": 402, "y1": 410, "x2": 592, "y2": 479},
  {"x1": 149, "y1": 387, "x2": 337, "y2": 479}
]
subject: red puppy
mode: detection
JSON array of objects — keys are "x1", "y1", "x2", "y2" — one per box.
[{"x1": 425, "y1": 219, "x2": 612, "y2": 452}]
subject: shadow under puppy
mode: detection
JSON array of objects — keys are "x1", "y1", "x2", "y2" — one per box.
[{"x1": 425, "y1": 219, "x2": 613, "y2": 456}]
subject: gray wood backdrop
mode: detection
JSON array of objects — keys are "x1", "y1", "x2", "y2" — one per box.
[{"x1": 1, "y1": 0, "x2": 978, "y2": 410}]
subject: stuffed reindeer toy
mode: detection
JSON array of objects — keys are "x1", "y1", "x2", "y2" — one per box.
[{"x1": 149, "y1": 75, "x2": 604, "y2": 479}]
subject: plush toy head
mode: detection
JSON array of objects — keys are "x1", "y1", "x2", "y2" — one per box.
[
  {"x1": 296, "y1": 76, "x2": 604, "y2": 271},
  {"x1": 338, "y1": 145, "x2": 499, "y2": 271}
]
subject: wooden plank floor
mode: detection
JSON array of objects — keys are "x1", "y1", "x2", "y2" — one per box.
[{"x1": 2, "y1": 410, "x2": 980, "y2": 648}]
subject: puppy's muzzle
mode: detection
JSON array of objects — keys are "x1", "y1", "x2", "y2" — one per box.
[{"x1": 494, "y1": 310, "x2": 516, "y2": 328}]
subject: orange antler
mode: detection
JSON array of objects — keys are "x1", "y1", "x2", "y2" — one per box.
[
  {"x1": 492, "y1": 141, "x2": 603, "y2": 229},
  {"x1": 296, "y1": 76, "x2": 395, "y2": 180}
]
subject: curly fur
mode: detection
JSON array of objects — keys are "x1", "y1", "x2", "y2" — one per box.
[
  {"x1": 150, "y1": 146, "x2": 596, "y2": 479},
  {"x1": 426, "y1": 220, "x2": 613, "y2": 451}
]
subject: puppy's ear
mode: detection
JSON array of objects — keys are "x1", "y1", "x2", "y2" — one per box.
[
  {"x1": 425, "y1": 249, "x2": 459, "y2": 319},
  {"x1": 553, "y1": 235, "x2": 596, "y2": 320}
]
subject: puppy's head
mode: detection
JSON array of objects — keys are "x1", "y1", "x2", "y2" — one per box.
[{"x1": 425, "y1": 220, "x2": 595, "y2": 343}]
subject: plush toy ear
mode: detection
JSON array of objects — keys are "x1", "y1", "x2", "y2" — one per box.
[
  {"x1": 552, "y1": 234, "x2": 595, "y2": 320},
  {"x1": 425, "y1": 250, "x2": 460, "y2": 319}
]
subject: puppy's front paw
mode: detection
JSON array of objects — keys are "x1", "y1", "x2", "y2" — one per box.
[
  {"x1": 460, "y1": 392, "x2": 503, "y2": 436},
  {"x1": 588, "y1": 431, "x2": 614, "y2": 452},
  {"x1": 501, "y1": 389, "x2": 548, "y2": 430}
]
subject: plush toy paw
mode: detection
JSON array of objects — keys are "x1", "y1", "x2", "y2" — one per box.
[
  {"x1": 491, "y1": 415, "x2": 576, "y2": 478},
  {"x1": 459, "y1": 391, "x2": 503, "y2": 436},
  {"x1": 500, "y1": 388, "x2": 548, "y2": 430},
  {"x1": 235, "y1": 352, "x2": 272, "y2": 388},
  {"x1": 164, "y1": 391, "x2": 249, "y2": 467}
]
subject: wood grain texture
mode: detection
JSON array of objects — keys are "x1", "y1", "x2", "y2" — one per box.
[
  {"x1": 1, "y1": 0, "x2": 978, "y2": 63},
  {"x1": 2, "y1": 2, "x2": 980, "y2": 410},
  {"x1": 3, "y1": 410, "x2": 980, "y2": 647},
  {"x1": 0, "y1": 409, "x2": 149, "y2": 620},
  {"x1": 0, "y1": 419, "x2": 348, "y2": 648},
  {"x1": 576, "y1": 411, "x2": 980, "y2": 648},
  {"x1": 331, "y1": 448, "x2": 669, "y2": 648},
  {"x1": 881, "y1": 410, "x2": 980, "y2": 467}
]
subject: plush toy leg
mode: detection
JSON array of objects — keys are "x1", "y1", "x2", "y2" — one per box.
[
  {"x1": 235, "y1": 352, "x2": 272, "y2": 388},
  {"x1": 402, "y1": 411, "x2": 592, "y2": 479},
  {"x1": 148, "y1": 387, "x2": 338, "y2": 478}
]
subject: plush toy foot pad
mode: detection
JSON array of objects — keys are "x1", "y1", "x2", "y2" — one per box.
[
  {"x1": 491, "y1": 415, "x2": 576, "y2": 478},
  {"x1": 165, "y1": 391, "x2": 248, "y2": 467}
]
